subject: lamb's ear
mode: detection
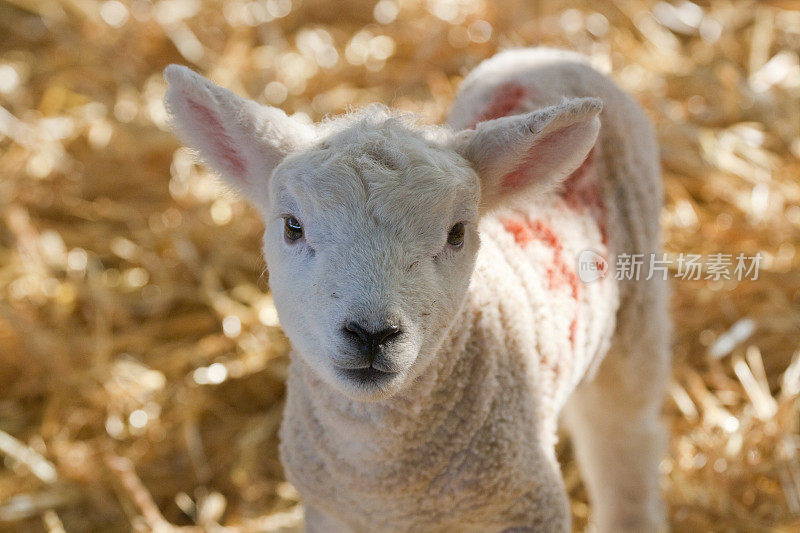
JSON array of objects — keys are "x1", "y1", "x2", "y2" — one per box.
[
  {"x1": 453, "y1": 97, "x2": 602, "y2": 210},
  {"x1": 163, "y1": 64, "x2": 313, "y2": 199}
]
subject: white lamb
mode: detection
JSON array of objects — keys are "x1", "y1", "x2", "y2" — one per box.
[{"x1": 164, "y1": 47, "x2": 670, "y2": 532}]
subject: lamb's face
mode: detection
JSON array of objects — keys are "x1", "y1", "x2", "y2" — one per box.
[
  {"x1": 164, "y1": 64, "x2": 602, "y2": 401},
  {"x1": 263, "y1": 121, "x2": 481, "y2": 400}
]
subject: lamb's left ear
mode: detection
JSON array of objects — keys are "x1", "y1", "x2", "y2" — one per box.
[
  {"x1": 163, "y1": 65, "x2": 313, "y2": 200},
  {"x1": 453, "y1": 97, "x2": 602, "y2": 210}
]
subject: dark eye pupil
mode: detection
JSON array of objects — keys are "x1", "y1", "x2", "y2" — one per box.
[
  {"x1": 447, "y1": 222, "x2": 465, "y2": 246},
  {"x1": 284, "y1": 216, "x2": 303, "y2": 241}
]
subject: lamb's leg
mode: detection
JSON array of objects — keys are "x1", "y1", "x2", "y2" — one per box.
[{"x1": 563, "y1": 285, "x2": 670, "y2": 532}]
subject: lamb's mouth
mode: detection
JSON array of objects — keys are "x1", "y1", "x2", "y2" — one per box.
[{"x1": 334, "y1": 365, "x2": 399, "y2": 384}]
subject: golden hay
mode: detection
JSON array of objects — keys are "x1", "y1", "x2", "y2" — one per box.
[{"x1": 0, "y1": 0, "x2": 798, "y2": 531}]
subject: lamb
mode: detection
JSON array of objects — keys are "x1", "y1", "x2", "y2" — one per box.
[{"x1": 163, "y1": 47, "x2": 670, "y2": 532}]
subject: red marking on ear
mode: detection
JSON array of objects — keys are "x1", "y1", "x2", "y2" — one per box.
[
  {"x1": 500, "y1": 167, "x2": 528, "y2": 190},
  {"x1": 187, "y1": 99, "x2": 247, "y2": 177},
  {"x1": 470, "y1": 83, "x2": 527, "y2": 129},
  {"x1": 499, "y1": 145, "x2": 540, "y2": 190},
  {"x1": 499, "y1": 121, "x2": 591, "y2": 193},
  {"x1": 560, "y1": 148, "x2": 608, "y2": 244}
]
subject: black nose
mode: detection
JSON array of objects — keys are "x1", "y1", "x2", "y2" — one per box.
[{"x1": 343, "y1": 321, "x2": 402, "y2": 361}]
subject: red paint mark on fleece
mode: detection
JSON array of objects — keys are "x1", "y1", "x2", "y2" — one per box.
[
  {"x1": 501, "y1": 218, "x2": 534, "y2": 247},
  {"x1": 560, "y1": 148, "x2": 608, "y2": 244},
  {"x1": 569, "y1": 317, "x2": 578, "y2": 347},
  {"x1": 500, "y1": 216, "x2": 582, "y2": 347},
  {"x1": 528, "y1": 219, "x2": 561, "y2": 255},
  {"x1": 469, "y1": 83, "x2": 527, "y2": 129},
  {"x1": 187, "y1": 99, "x2": 247, "y2": 177},
  {"x1": 523, "y1": 218, "x2": 580, "y2": 299},
  {"x1": 546, "y1": 258, "x2": 581, "y2": 301}
]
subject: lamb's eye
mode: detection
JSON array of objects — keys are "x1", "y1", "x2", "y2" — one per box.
[
  {"x1": 284, "y1": 216, "x2": 303, "y2": 242},
  {"x1": 447, "y1": 222, "x2": 465, "y2": 247}
]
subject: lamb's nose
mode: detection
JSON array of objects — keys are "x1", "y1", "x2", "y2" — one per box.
[{"x1": 343, "y1": 322, "x2": 402, "y2": 360}]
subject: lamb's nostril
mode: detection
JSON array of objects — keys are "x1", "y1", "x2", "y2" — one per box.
[
  {"x1": 343, "y1": 321, "x2": 402, "y2": 360},
  {"x1": 343, "y1": 321, "x2": 366, "y2": 343},
  {"x1": 374, "y1": 324, "x2": 401, "y2": 345}
]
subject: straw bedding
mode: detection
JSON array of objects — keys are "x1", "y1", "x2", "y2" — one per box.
[{"x1": 0, "y1": 0, "x2": 799, "y2": 531}]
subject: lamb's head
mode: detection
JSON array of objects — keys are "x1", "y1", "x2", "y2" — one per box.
[{"x1": 164, "y1": 65, "x2": 601, "y2": 401}]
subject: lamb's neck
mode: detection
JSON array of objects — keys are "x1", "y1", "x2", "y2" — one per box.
[{"x1": 288, "y1": 300, "x2": 499, "y2": 462}]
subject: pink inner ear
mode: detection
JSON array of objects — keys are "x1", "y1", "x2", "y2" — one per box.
[
  {"x1": 187, "y1": 98, "x2": 247, "y2": 177},
  {"x1": 500, "y1": 121, "x2": 592, "y2": 191}
]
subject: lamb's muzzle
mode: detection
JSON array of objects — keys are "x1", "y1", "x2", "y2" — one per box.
[
  {"x1": 335, "y1": 319, "x2": 408, "y2": 383},
  {"x1": 341, "y1": 321, "x2": 403, "y2": 362}
]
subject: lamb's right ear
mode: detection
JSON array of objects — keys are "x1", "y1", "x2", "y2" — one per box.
[
  {"x1": 163, "y1": 65, "x2": 313, "y2": 199},
  {"x1": 452, "y1": 97, "x2": 601, "y2": 211}
]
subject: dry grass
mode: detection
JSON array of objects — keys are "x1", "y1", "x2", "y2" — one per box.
[{"x1": 0, "y1": 0, "x2": 799, "y2": 531}]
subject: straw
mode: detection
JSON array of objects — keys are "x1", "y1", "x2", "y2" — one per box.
[{"x1": 1, "y1": 0, "x2": 799, "y2": 530}]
